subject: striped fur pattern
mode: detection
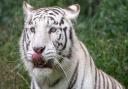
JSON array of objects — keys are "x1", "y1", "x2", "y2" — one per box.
[{"x1": 20, "y1": 1, "x2": 125, "y2": 89}]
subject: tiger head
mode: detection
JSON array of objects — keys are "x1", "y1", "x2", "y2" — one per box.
[{"x1": 21, "y1": 1, "x2": 80, "y2": 77}]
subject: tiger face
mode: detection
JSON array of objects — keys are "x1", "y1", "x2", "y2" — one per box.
[{"x1": 21, "y1": 2, "x2": 80, "y2": 76}]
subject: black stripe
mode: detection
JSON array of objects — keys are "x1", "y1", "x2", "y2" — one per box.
[
  {"x1": 25, "y1": 29, "x2": 30, "y2": 50},
  {"x1": 118, "y1": 84, "x2": 122, "y2": 89},
  {"x1": 57, "y1": 41, "x2": 63, "y2": 48},
  {"x1": 26, "y1": 41, "x2": 30, "y2": 50},
  {"x1": 105, "y1": 75, "x2": 109, "y2": 89},
  {"x1": 65, "y1": 28, "x2": 73, "y2": 59},
  {"x1": 48, "y1": 16, "x2": 56, "y2": 24},
  {"x1": 80, "y1": 65, "x2": 86, "y2": 89},
  {"x1": 58, "y1": 34, "x2": 61, "y2": 40},
  {"x1": 94, "y1": 68, "x2": 97, "y2": 89},
  {"x1": 62, "y1": 27, "x2": 67, "y2": 50},
  {"x1": 52, "y1": 9, "x2": 64, "y2": 15},
  {"x1": 44, "y1": 9, "x2": 49, "y2": 12},
  {"x1": 49, "y1": 16, "x2": 55, "y2": 21},
  {"x1": 67, "y1": 61, "x2": 79, "y2": 89},
  {"x1": 108, "y1": 76, "x2": 114, "y2": 89},
  {"x1": 23, "y1": 29, "x2": 26, "y2": 42},
  {"x1": 49, "y1": 13, "x2": 56, "y2": 16},
  {"x1": 111, "y1": 78, "x2": 116, "y2": 89},
  {"x1": 36, "y1": 9, "x2": 44, "y2": 13},
  {"x1": 98, "y1": 70, "x2": 101, "y2": 89},
  {"x1": 67, "y1": 47, "x2": 72, "y2": 59},
  {"x1": 79, "y1": 43, "x2": 86, "y2": 89},
  {"x1": 49, "y1": 77, "x2": 63, "y2": 87},
  {"x1": 23, "y1": 29, "x2": 28, "y2": 50},
  {"x1": 29, "y1": 18, "x2": 32, "y2": 25},
  {"x1": 60, "y1": 47, "x2": 72, "y2": 59},
  {"x1": 90, "y1": 56, "x2": 93, "y2": 72},
  {"x1": 48, "y1": 15, "x2": 58, "y2": 25},
  {"x1": 33, "y1": 16, "x2": 40, "y2": 21},
  {"x1": 36, "y1": 12, "x2": 42, "y2": 15},
  {"x1": 111, "y1": 76, "x2": 116, "y2": 89},
  {"x1": 79, "y1": 42, "x2": 90, "y2": 89},
  {"x1": 59, "y1": 17, "x2": 64, "y2": 26},
  {"x1": 26, "y1": 30, "x2": 29, "y2": 39},
  {"x1": 22, "y1": 30, "x2": 26, "y2": 53},
  {"x1": 39, "y1": 15, "x2": 43, "y2": 20},
  {"x1": 69, "y1": 27, "x2": 73, "y2": 44},
  {"x1": 101, "y1": 71, "x2": 105, "y2": 89},
  {"x1": 52, "y1": 10, "x2": 59, "y2": 15}
]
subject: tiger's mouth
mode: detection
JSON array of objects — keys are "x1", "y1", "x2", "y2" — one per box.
[
  {"x1": 32, "y1": 53, "x2": 54, "y2": 69},
  {"x1": 33, "y1": 59, "x2": 53, "y2": 69}
]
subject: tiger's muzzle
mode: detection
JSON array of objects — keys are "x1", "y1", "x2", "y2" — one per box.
[{"x1": 32, "y1": 46, "x2": 54, "y2": 69}]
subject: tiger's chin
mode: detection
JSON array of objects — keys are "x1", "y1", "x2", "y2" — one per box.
[
  {"x1": 32, "y1": 61, "x2": 54, "y2": 77},
  {"x1": 30, "y1": 68, "x2": 52, "y2": 84},
  {"x1": 33, "y1": 67, "x2": 53, "y2": 76},
  {"x1": 25, "y1": 58, "x2": 55, "y2": 80}
]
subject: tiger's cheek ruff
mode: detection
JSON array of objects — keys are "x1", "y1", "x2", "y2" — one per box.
[
  {"x1": 43, "y1": 42, "x2": 57, "y2": 60},
  {"x1": 47, "y1": 17, "x2": 73, "y2": 59}
]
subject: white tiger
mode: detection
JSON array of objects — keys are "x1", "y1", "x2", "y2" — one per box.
[{"x1": 20, "y1": 1, "x2": 125, "y2": 89}]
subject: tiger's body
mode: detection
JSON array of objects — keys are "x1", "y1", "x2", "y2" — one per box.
[{"x1": 20, "y1": 1, "x2": 124, "y2": 89}]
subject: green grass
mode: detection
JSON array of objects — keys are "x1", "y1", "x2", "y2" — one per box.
[{"x1": 0, "y1": 0, "x2": 128, "y2": 89}]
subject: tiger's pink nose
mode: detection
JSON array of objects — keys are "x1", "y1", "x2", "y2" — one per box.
[{"x1": 33, "y1": 47, "x2": 45, "y2": 54}]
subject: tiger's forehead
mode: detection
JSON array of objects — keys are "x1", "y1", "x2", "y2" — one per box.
[
  {"x1": 35, "y1": 7, "x2": 65, "y2": 16},
  {"x1": 29, "y1": 7, "x2": 65, "y2": 26}
]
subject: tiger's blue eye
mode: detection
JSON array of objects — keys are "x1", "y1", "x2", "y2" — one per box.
[
  {"x1": 30, "y1": 27, "x2": 35, "y2": 33},
  {"x1": 49, "y1": 27, "x2": 57, "y2": 33}
]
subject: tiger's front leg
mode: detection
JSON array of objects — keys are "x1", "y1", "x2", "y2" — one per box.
[{"x1": 31, "y1": 79, "x2": 41, "y2": 89}]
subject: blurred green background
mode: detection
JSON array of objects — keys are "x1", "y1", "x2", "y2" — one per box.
[{"x1": 0, "y1": 0, "x2": 128, "y2": 89}]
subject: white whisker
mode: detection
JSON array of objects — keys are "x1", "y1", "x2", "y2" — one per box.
[{"x1": 54, "y1": 55, "x2": 70, "y2": 83}]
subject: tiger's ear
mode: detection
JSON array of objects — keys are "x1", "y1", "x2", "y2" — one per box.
[
  {"x1": 23, "y1": 1, "x2": 33, "y2": 16},
  {"x1": 64, "y1": 4, "x2": 80, "y2": 21}
]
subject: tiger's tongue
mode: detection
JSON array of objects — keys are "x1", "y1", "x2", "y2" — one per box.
[{"x1": 32, "y1": 53, "x2": 45, "y2": 66}]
